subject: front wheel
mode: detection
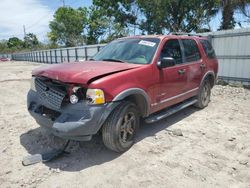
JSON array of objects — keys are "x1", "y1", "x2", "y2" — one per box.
[
  {"x1": 102, "y1": 101, "x2": 140, "y2": 152},
  {"x1": 194, "y1": 79, "x2": 211, "y2": 109}
]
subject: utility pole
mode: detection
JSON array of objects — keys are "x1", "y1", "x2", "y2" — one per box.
[
  {"x1": 61, "y1": 0, "x2": 65, "y2": 7},
  {"x1": 23, "y1": 25, "x2": 26, "y2": 38}
]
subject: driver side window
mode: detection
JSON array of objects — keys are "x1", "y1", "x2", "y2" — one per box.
[{"x1": 160, "y1": 39, "x2": 182, "y2": 64}]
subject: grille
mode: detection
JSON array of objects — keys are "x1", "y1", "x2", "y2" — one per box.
[{"x1": 35, "y1": 78, "x2": 66, "y2": 110}]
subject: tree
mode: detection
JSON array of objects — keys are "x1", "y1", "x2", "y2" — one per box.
[
  {"x1": 219, "y1": 0, "x2": 236, "y2": 30},
  {"x1": 238, "y1": 0, "x2": 250, "y2": 21},
  {"x1": 0, "y1": 40, "x2": 8, "y2": 53},
  {"x1": 48, "y1": 7, "x2": 88, "y2": 47},
  {"x1": 219, "y1": 0, "x2": 250, "y2": 30},
  {"x1": 23, "y1": 33, "x2": 39, "y2": 49},
  {"x1": 92, "y1": 0, "x2": 136, "y2": 40},
  {"x1": 86, "y1": 6, "x2": 109, "y2": 44},
  {"x1": 138, "y1": 0, "x2": 220, "y2": 34},
  {"x1": 93, "y1": 0, "x2": 137, "y2": 28},
  {"x1": 7, "y1": 37, "x2": 23, "y2": 49}
]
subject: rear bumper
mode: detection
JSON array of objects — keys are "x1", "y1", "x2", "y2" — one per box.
[{"x1": 27, "y1": 90, "x2": 119, "y2": 141}]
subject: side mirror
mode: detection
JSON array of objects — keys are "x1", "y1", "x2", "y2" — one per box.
[{"x1": 157, "y1": 57, "x2": 175, "y2": 69}]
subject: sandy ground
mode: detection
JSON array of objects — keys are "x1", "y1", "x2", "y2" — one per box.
[{"x1": 0, "y1": 61, "x2": 250, "y2": 188}]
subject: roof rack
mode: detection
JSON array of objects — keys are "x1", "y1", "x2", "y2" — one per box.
[{"x1": 170, "y1": 32, "x2": 203, "y2": 37}]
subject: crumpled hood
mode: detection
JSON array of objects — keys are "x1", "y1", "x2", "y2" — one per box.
[{"x1": 32, "y1": 61, "x2": 142, "y2": 84}]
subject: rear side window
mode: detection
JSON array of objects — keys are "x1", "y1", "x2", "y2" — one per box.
[
  {"x1": 182, "y1": 39, "x2": 201, "y2": 62},
  {"x1": 200, "y1": 40, "x2": 216, "y2": 59}
]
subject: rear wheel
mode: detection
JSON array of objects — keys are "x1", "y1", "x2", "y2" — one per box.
[
  {"x1": 194, "y1": 79, "x2": 211, "y2": 109},
  {"x1": 102, "y1": 101, "x2": 140, "y2": 152}
]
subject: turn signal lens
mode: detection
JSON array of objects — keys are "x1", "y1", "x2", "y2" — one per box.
[{"x1": 86, "y1": 89, "x2": 105, "y2": 104}]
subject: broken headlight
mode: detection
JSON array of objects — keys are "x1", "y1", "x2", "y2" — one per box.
[{"x1": 86, "y1": 89, "x2": 105, "y2": 104}]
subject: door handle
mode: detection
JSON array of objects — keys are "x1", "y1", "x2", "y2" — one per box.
[
  {"x1": 200, "y1": 64, "x2": 206, "y2": 69},
  {"x1": 178, "y1": 69, "x2": 186, "y2": 75}
]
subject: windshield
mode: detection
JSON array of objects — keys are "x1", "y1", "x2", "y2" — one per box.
[{"x1": 92, "y1": 38, "x2": 160, "y2": 64}]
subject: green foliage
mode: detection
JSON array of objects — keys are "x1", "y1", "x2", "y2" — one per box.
[
  {"x1": 138, "y1": 0, "x2": 220, "y2": 34},
  {"x1": 0, "y1": 40, "x2": 9, "y2": 53},
  {"x1": 93, "y1": 0, "x2": 137, "y2": 28},
  {"x1": 90, "y1": 0, "x2": 134, "y2": 43},
  {"x1": 48, "y1": 7, "x2": 88, "y2": 47},
  {"x1": 23, "y1": 33, "x2": 39, "y2": 49},
  {"x1": 7, "y1": 37, "x2": 23, "y2": 49},
  {"x1": 219, "y1": 0, "x2": 250, "y2": 30},
  {"x1": 219, "y1": 0, "x2": 236, "y2": 30},
  {"x1": 1, "y1": 0, "x2": 250, "y2": 54},
  {"x1": 0, "y1": 33, "x2": 45, "y2": 53},
  {"x1": 86, "y1": 6, "x2": 108, "y2": 44}
]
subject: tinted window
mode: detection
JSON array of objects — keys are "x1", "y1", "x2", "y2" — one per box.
[
  {"x1": 200, "y1": 40, "x2": 216, "y2": 59},
  {"x1": 182, "y1": 39, "x2": 201, "y2": 62},
  {"x1": 160, "y1": 39, "x2": 182, "y2": 64}
]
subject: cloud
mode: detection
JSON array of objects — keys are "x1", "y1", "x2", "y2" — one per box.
[{"x1": 0, "y1": 0, "x2": 54, "y2": 41}]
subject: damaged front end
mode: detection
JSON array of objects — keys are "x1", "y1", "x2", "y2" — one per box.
[{"x1": 27, "y1": 76, "x2": 119, "y2": 141}]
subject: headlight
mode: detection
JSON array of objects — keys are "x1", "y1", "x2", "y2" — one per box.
[
  {"x1": 86, "y1": 89, "x2": 105, "y2": 104},
  {"x1": 30, "y1": 77, "x2": 36, "y2": 91}
]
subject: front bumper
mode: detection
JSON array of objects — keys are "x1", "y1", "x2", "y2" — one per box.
[{"x1": 27, "y1": 90, "x2": 119, "y2": 141}]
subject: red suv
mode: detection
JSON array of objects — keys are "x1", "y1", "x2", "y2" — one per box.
[{"x1": 27, "y1": 34, "x2": 218, "y2": 152}]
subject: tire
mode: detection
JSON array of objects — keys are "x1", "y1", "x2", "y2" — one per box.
[
  {"x1": 102, "y1": 101, "x2": 140, "y2": 152},
  {"x1": 194, "y1": 79, "x2": 211, "y2": 109}
]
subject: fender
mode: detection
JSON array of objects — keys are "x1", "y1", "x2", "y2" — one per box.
[{"x1": 112, "y1": 88, "x2": 151, "y2": 117}]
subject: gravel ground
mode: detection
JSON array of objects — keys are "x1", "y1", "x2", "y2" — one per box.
[{"x1": 0, "y1": 61, "x2": 250, "y2": 188}]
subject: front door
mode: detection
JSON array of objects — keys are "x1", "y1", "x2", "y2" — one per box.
[{"x1": 153, "y1": 39, "x2": 188, "y2": 111}]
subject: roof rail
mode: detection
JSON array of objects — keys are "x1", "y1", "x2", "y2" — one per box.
[{"x1": 170, "y1": 32, "x2": 203, "y2": 37}]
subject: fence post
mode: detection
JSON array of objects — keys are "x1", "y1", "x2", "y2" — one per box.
[
  {"x1": 50, "y1": 50, "x2": 52, "y2": 63},
  {"x1": 39, "y1": 52, "x2": 41, "y2": 62},
  {"x1": 55, "y1": 50, "x2": 57, "y2": 63},
  {"x1": 42, "y1": 51, "x2": 44, "y2": 63},
  {"x1": 32, "y1": 52, "x2": 34, "y2": 62},
  {"x1": 67, "y1": 49, "x2": 70, "y2": 62},
  {"x1": 85, "y1": 47, "x2": 88, "y2": 60},
  {"x1": 45, "y1": 51, "x2": 48, "y2": 63},
  {"x1": 75, "y1": 48, "x2": 78, "y2": 61},
  {"x1": 60, "y1": 49, "x2": 63, "y2": 63}
]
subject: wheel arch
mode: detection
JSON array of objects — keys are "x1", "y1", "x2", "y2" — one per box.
[
  {"x1": 201, "y1": 71, "x2": 216, "y2": 88},
  {"x1": 112, "y1": 88, "x2": 150, "y2": 117}
]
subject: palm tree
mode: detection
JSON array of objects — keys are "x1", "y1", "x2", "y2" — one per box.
[{"x1": 219, "y1": 0, "x2": 250, "y2": 30}]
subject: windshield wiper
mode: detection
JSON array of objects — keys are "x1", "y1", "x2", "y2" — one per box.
[{"x1": 102, "y1": 58, "x2": 126, "y2": 63}]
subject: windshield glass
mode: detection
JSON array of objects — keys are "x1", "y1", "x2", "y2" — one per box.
[{"x1": 92, "y1": 38, "x2": 160, "y2": 64}]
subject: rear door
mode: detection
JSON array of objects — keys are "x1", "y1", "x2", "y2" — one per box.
[{"x1": 180, "y1": 38, "x2": 205, "y2": 91}]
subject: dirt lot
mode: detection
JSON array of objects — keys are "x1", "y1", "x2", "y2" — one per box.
[{"x1": 0, "y1": 61, "x2": 250, "y2": 188}]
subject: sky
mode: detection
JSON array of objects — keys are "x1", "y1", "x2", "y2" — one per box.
[
  {"x1": 0, "y1": 0, "x2": 92, "y2": 42},
  {"x1": 0, "y1": 0, "x2": 249, "y2": 42}
]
